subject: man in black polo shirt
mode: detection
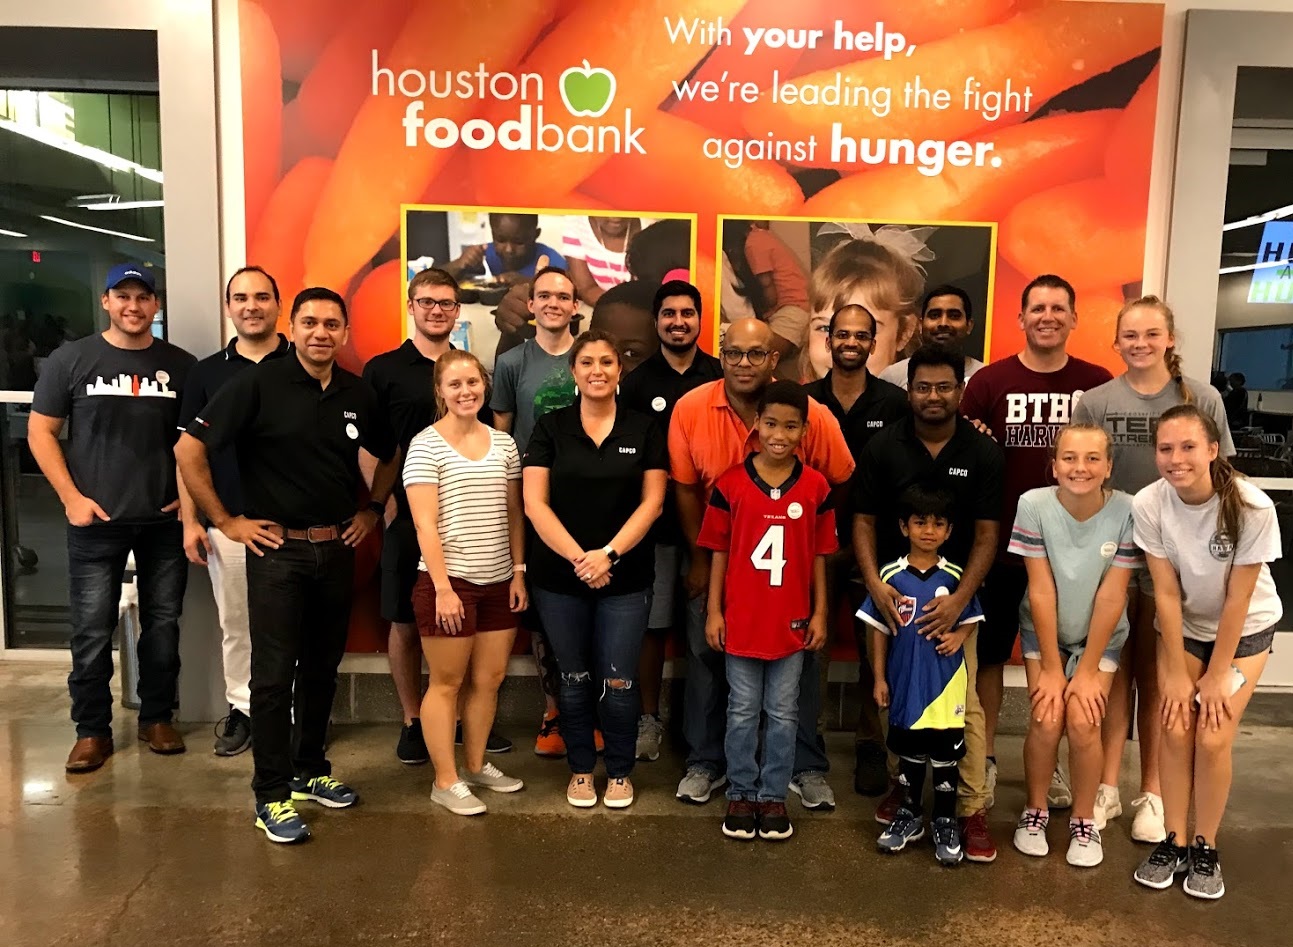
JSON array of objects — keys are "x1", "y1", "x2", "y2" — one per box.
[
  {"x1": 800, "y1": 302, "x2": 908, "y2": 797},
  {"x1": 363, "y1": 267, "x2": 508, "y2": 764},
  {"x1": 29, "y1": 262, "x2": 196, "y2": 773},
  {"x1": 853, "y1": 343, "x2": 1003, "y2": 864},
  {"x1": 618, "y1": 279, "x2": 721, "y2": 761},
  {"x1": 176, "y1": 287, "x2": 399, "y2": 845},
  {"x1": 177, "y1": 265, "x2": 290, "y2": 757}
]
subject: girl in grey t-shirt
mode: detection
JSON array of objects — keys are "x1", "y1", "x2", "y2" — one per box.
[
  {"x1": 1006, "y1": 424, "x2": 1141, "y2": 869},
  {"x1": 1130, "y1": 404, "x2": 1282, "y2": 901},
  {"x1": 1072, "y1": 295, "x2": 1234, "y2": 847}
]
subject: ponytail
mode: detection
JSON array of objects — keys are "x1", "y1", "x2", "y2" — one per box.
[
  {"x1": 1157, "y1": 404, "x2": 1253, "y2": 548},
  {"x1": 1116, "y1": 295, "x2": 1192, "y2": 405}
]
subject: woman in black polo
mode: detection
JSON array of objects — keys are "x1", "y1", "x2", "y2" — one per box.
[{"x1": 523, "y1": 329, "x2": 667, "y2": 809}]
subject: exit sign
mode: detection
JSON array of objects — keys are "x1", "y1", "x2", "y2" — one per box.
[{"x1": 1249, "y1": 220, "x2": 1293, "y2": 304}]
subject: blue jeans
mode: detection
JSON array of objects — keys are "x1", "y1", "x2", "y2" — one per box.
[
  {"x1": 683, "y1": 590, "x2": 828, "y2": 777},
  {"x1": 532, "y1": 587, "x2": 650, "y2": 779},
  {"x1": 725, "y1": 651, "x2": 805, "y2": 802},
  {"x1": 67, "y1": 521, "x2": 187, "y2": 738}
]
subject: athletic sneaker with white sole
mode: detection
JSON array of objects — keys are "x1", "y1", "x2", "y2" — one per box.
[
  {"x1": 1047, "y1": 766, "x2": 1073, "y2": 809},
  {"x1": 255, "y1": 800, "x2": 311, "y2": 843},
  {"x1": 1066, "y1": 819, "x2": 1103, "y2": 867},
  {"x1": 1093, "y1": 783, "x2": 1122, "y2": 831},
  {"x1": 635, "y1": 715, "x2": 663, "y2": 762},
  {"x1": 790, "y1": 771, "x2": 836, "y2": 811},
  {"x1": 431, "y1": 781, "x2": 487, "y2": 816},
  {"x1": 676, "y1": 766, "x2": 727, "y2": 804},
  {"x1": 932, "y1": 817, "x2": 964, "y2": 866},
  {"x1": 1131, "y1": 792, "x2": 1167, "y2": 843},
  {"x1": 1183, "y1": 837, "x2": 1225, "y2": 900},
  {"x1": 462, "y1": 761, "x2": 524, "y2": 793},
  {"x1": 877, "y1": 807, "x2": 925, "y2": 853},
  {"x1": 1133, "y1": 833, "x2": 1188, "y2": 889},
  {"x1": 1013, "y1": 808, "x2": 1050, "y2": 857}
]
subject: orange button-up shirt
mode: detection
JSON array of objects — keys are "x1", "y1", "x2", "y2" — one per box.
[{"x1": 668, "y1": 379, "x2": 856, "y2": 494}]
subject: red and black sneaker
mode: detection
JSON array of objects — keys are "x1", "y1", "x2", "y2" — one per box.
[
  {"x1": 722, "y1": 799, "x2": 758, "y2": 841},
  {"x1": 960, "y1": 809, "x2": 998, "y2": 863},
  {"x1": 757, "y1": 801, "x2": 794, "y2": 841},
  {"x1": 875, "y1": 779, "x2": 906, "y2": 826}
]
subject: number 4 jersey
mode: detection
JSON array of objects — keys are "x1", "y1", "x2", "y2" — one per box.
[{"x1": 697, "y1": 457, "x2": 838, "y2": 659}]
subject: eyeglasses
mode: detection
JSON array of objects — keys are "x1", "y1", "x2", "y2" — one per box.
[
  {"x1": 832, "y1": 329, "x2": 874, "y2": 343},
  {"x1": 721, "y1": 348, "x2": 770, "y2": 367},
  {"x1": 911, "y1": 382, "x2": 959, "y2": 395},
  {"x1": 413, "y1": 297, "x2": 460, "y2": 312}
]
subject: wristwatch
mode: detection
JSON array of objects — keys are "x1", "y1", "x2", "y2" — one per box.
[
  {"x1": 367, "y1": 500, "x2": 386, "y2": 516},
  {"x1": 602, "y1": 545, "x2": 620, "y2": 564}
]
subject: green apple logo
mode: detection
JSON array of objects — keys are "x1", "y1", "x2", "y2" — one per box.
[{"x1": 559, "y1": 60, "x2": 616, "y2": 119}]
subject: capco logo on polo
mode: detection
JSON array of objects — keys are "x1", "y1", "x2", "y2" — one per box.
[
  {"x1": 619, "y1": 447, "x2": 637, "y2": 454},
  {"x1": 377, "y1": 53, "x2": 645, "y2": 156}
]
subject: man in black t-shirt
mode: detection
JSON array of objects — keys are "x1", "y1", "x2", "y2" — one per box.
[
  {"x1": 176, "y1": 287, "x2": 400, "y2": 845},
  {"x1": 800, "y1": 303, "x2": 908, "y2": 798},
  {"x1": 618, "y1": 280, "x2": 722, "y2": 762},
  {"x1": 177, "y1": 266, "x2": 289, "y2": 757},
  {"x1": 28, "y1": 263, "x2": 196, "y2": 773}
]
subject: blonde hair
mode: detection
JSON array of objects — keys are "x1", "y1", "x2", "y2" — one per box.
[
  {"x1": 1051, "y1": 423, "x2": 1114, "y2": 490},
  {"x1": 1116, "y1": 295, "x2": 1192, "y2": 405},
  {"x1": 432, "y1": 350, "x2": 490, "y2": 421},
  {"x1": 802, "y1": 238, "x2": 921, "y2": 379}
]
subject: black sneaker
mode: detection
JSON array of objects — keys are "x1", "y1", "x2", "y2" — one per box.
[
  {"x1": 454, "y1": 723, "x2": 514, "y2": 754},
  {"x1": 396, "y1": 720, "x2": 429, "y2": 765},
  {"x1": 722, "y1": 799, "x2": 758, "y2": 840},
  {"x1": 1134, "y1": 832, "x2": 1189, "y2": 890},
  {"x1": 757, "y1": 801, "x2": 794, "y2": 841},
  {"x1": 854, "y1": 740, "x2": 889, "y2": 797},
  {"x1": 213, "y1": 708, "x2": 252, "y2": 757},
  {"x1": 1183, "y1": 837, "x2": 1225, "y2": 900}
]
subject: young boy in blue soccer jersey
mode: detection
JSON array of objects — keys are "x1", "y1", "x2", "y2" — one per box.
[{"x1": 858, "y1": 484, "x2": 984, "y2": 866}]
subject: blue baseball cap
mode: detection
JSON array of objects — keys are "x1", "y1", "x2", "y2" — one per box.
[{"x1": 104, "y1": 262, "x2": 156, "y2": 293}]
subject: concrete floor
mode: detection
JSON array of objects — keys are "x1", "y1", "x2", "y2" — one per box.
[{"x1": 2, "y1": 665, "x2": 1292, "y2": 947}]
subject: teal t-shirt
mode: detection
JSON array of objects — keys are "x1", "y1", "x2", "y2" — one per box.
[
  {"x1": 489, "y1": 339, "x2": 576, "y2": 455},
  {"x1": 1007, "y1": 487, "x2": 1142, "y2": 650}
]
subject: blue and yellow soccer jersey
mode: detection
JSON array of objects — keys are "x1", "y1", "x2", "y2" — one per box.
[{"x1": 857, "y1": 557, "x2": 984, "y2": 730}]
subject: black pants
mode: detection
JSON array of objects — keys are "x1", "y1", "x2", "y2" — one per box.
[{"x1": 246, "y1": 538, "x2": 355, "y2": 804}]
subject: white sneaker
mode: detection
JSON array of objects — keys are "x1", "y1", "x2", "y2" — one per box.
[
  {"x1": 985, "y1": 758, "x2": 998, "y2": 811},
  {"x1": 1131, "y1": 792, "x2": 1166, "y2": 843},
  {"x1": 1093, "y1": 783, "x2": 1122, "y2": 831},
  {"x1": 1066, "y1": 819, "x2": 1104, "y2": 867},
  {"x1": 1013, "y1": 808, "x2": 1050, "y2": 857},
  {"x1": 635, "y1": 714, "x2": 663, "y2": 762},
  {"x1": 431, "y1": 781, "x2": 487, "y2": 816},
  {"x1": 1047, "y1": 766, "x2": 1072, "y2": 809},
  {"x1": 462, "y1": 761, "x2": 524, "y2": 793}
]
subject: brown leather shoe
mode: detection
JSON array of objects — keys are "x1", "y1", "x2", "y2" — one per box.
[
  {"x1": 66, "y1": 736, "x2": 114, "y2": 773},
  {"x1": 138, "y1": 722, "x2": 186, "y2": 754}
]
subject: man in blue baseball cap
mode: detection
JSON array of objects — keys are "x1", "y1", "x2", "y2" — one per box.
[{"x1": 28, "y1": 261, "x2": 198, "y2": 772}]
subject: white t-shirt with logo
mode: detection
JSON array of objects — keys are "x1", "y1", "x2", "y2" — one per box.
[{"x1": 1132, "y1": 477, "x2": 1283, "y2": 642}]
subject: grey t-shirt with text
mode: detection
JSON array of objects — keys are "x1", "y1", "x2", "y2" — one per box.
[{"x1": 1072, "y1": 374, "x2": 1234, "y2": 495}]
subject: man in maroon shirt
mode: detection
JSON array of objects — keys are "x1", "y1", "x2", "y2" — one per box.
[{"x1": 959, "y1": 274, "x2": 1112, "y2": 824}]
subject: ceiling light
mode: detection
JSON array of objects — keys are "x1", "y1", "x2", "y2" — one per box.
[
  {"x1": 0, "y1": 119, "x2": 163, "y2": 183},
  {"x1": 40, "y1": 215, "x2": 154, "y2": 243},
  {"x1": 1223, "y1": 203, "x2": 1293, "y2": 232},
  {"x1": 1219, "y1": 260, "x2": 1291, "y2": 275},
  {"x1": 0, "y1": 227, "x2": 27, "y2": 237},
  {"x1": 82, "y1": 200, "x2": 164, "y2": 211}
]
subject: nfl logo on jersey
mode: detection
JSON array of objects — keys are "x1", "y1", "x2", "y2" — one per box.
[{"x1": 896, "y1": 595, "x2": 918, "y2": 626}]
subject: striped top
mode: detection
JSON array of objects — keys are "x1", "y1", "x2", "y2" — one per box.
[
  {"x1": 402, "y1": 426, "x2": 521, "y2": 585},
  {"x1": 560, "y1": 215, "x2": 630, "y2": 291},
  {"x1": 1008, "y1": 487, "x2": 1141, "y2": 650}
]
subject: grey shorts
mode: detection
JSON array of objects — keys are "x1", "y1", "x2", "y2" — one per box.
[
  {"x1": 1182, "y1": 627, "x2": 1276, "y2": 665},
  {"x1": 648, "y1": 544, "x2": 680, "y2": 630}
]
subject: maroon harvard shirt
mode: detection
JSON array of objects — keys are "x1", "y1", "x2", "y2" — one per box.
[
  {"x1": 697, "y1": 457, "x2": 838, "y2": 660},
  {"x1": 960, "y1": 354, "x2": 1112, "y2": 559}
]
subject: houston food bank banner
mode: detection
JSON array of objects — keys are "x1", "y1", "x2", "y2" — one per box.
[{"x1": 234, "y1": 0, "x2": 1164, "y2": 648}]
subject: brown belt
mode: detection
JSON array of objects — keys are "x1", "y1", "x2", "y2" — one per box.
[{"x1": 267, "y1": 523, "x2": 348, "y2": 543}]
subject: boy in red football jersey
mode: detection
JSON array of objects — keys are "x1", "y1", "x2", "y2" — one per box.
[{"x1": 698, "y1": 381, "x2": 837, "y2": 842}]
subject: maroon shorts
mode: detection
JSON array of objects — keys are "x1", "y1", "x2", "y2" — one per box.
[{"x1": 412, "y1": 573, "x2": 515, "y2": 637}]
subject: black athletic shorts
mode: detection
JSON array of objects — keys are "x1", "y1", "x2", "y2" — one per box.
[
  {"x1": 380, "y1": 516, "x2": 419, "y2": 624},
  {"x1": 887, "y1": 726, "x2": 967, "y2": 763},
  {"x1": 976, "y1": 561, "x2": 1029, "y2": 667}
]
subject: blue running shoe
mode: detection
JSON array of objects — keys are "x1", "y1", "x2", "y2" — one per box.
[
  {"x1": 255, "y1": 800, "x2": 311, "y2": 843},
  {"x1": 933, "y1": 816, "x2": 964, "y2": 866},
  {"x1": 877, "y1": 806, "x2": 925, "y2": 853},
  {"x1": 290, "y1": 775, "x2": 358, "y2": 809}
]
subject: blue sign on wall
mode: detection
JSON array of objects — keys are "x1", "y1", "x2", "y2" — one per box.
[{"x1": 1249, "y1": 220, "x2": 1293, "y2": 304}]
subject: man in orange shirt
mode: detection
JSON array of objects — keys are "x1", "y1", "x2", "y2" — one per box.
[{"x1": 669, "y1": 319, "x2": 855, "y2": 810}]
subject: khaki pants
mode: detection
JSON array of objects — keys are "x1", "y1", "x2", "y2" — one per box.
[{"x1": 956, "y1": 625, "x2": 988, "y2": 815}]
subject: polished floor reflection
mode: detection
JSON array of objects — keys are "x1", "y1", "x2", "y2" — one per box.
[{"x1": 1, "y1": 664, "x2": 1291, "y2": 947}]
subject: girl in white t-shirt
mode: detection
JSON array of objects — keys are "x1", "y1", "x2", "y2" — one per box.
[
  {"x1": 1006, "y1": 424, "x2": 1142, "y2": 868},
  {"x1": 1131, "y1": 404, "x2": 1282, "y2": 900},
  {"x1": 404, "y1": 350, "x2": 529, "y2": 816}
]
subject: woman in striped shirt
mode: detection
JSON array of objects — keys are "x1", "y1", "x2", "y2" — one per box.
[{"x1": 405, "y1": 350, "x2": 528, "y2": 816}]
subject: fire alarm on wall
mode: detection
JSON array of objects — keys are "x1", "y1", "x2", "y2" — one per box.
[{"x1": 31, "y1": 251, "x2": 40, "y2": 263}]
